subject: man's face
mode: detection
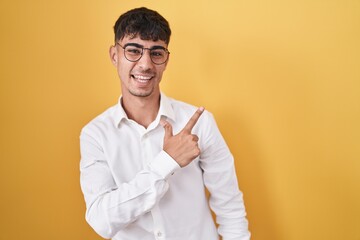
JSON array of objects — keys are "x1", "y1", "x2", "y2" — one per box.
[{"x1": 110, "y1": 35, "x2": 169, "y2": 99}]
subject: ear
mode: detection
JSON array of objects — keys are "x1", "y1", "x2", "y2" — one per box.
[{"x1": 109, "y1": 45, "x2": 118, "y2": 66}]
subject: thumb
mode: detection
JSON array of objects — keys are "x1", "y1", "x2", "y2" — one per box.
[{"x1": 160, "y1": 119, "x2": 173, "y2": 140}]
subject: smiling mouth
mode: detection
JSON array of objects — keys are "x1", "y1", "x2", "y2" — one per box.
[{"x1": 132, "y1": 74, "x2": 153, "y2": 83}]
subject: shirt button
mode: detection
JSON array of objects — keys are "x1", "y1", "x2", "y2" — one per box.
[{"x1": 157, "y1": 231, "x2": 162, "y2": 237}]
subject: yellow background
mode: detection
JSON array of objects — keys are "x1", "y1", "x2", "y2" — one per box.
[{"x1": 1, "y1": 1, "x2": 359, "y2": 239}]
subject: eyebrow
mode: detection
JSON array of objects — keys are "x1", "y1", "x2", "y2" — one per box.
[{"x1": 123, "y1": 42, "x2": 167, "y2": 50}]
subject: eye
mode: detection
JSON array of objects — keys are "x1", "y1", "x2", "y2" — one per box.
[
  {"x1": 151, "y1": 50, "x2": 165, "y2": 58},
  {"x1": 125, "y1": 47, "x2": 142, "y2": 55}
]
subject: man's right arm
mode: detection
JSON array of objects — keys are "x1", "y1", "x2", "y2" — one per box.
[{"x1": 79, "y1": 129, "x2": 179, "y2": 239}]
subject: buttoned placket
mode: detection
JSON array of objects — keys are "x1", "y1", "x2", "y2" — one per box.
[
  {"x1": 136, "y1": 123, "x2": 167, "y2": 240},
  {"x1": 140, "y1": 131, "x2": 153, "y2": 165}
]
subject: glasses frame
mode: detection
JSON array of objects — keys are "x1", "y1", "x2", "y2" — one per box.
[{"x1": 116, "y1": 43, "x2": 170, "y2": 65}]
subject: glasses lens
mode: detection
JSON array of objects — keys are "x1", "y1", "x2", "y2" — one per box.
[
  {"x1": 150, "y1": 49, "x2": 168, "y2": 64},
  {"x1": 123, "y1": 45, "x2": 169, "y2": 64},
  {"x1": 124, "y1": 46, "x2": 142, "y2": 62}
]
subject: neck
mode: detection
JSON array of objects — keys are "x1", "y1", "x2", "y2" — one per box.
[{"x1": 121, "y1": 92, "x2": 161, "y2": 128}]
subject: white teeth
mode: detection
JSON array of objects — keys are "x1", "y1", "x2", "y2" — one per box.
[
  {"x1": 137, "y1": 79, "x2": 148, "y2": 83},
  {"x1": 133, "y1": 75, "x2": 152, "y2": 80}
]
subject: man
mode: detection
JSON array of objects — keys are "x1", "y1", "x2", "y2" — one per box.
[{"x1": 80, "y1": 7, "x2": 250, "y2": 240}]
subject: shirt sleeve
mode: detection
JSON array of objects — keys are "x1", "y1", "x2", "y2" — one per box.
[
  {"x1": 79, "y1": 129, "x2": 180, "y2": 239},
  {"x1": 199, "y1": 112, "x2": 251, "y2": 240}
]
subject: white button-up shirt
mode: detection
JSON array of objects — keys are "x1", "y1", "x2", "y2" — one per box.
[{"x1": 80, "y1": 93, "x2": 250, "y2": 240}]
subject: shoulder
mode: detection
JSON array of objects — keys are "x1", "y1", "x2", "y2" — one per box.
[
  {"x1": 80, "y1": 104, "x2": 118, "y2": 138},
  {"x1": 167, "y1": 97, "x2": 216, "y2": 130},
  {"x1": 167, "y1": 97, "x2": 212, "y2": 117},
  {"x1": 169, "y1": 97, "x2": 197, "y2": 114}
]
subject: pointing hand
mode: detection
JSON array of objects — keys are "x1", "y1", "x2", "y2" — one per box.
[{"x1": 161, "y1": 107, "x2": 205, "y2": 167}]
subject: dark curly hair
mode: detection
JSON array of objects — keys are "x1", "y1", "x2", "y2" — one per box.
[{"x1": 114, "y1": 7, "x2": 171, "y2": 45}]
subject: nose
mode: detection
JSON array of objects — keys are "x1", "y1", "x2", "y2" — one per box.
[{"x1": 137, "y1": 49, "x2": 154, "y2": 70}]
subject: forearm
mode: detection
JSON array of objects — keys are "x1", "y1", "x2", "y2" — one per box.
[
  {"x1": 83, "y1": 168, "x2": 169, "y2": 238},
  {"x1": 80, "y1": 129, "x2": 180, "y2": 238},
  {"x1": 205, "y1": 166, "x2": 250, "y2": 240}
]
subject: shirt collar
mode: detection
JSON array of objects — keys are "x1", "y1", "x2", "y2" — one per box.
[{"x1": 113, "y1": 92, "x2": 176, "y2": 127}]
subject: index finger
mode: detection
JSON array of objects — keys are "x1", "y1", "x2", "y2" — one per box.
[{"x1": 183, "y1": 107, "x2": 205, "y2": 133}]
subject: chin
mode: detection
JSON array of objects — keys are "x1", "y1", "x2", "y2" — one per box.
[{"x1": 129, "y1": 89, "x2": 154, "y2": 98}]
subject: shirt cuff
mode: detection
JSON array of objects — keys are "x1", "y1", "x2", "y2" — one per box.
[{"x1": 149, "y1": 151, "x2": 180, "y2": 179}]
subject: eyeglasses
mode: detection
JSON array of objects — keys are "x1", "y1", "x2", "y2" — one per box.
[{"x1": 117, "y1": 43, "x2": 170, "y2": 65}]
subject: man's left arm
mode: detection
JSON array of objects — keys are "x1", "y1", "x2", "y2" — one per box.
[{"x1": 198, "y1": 111, "x2": 251, "y2": 240}]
